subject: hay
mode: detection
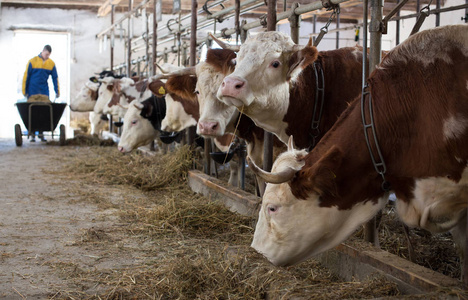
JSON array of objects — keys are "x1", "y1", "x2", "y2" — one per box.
[
  {"x1": 354, "y1": 206, "x2": 461, "y2": 279},
  {"x1": 47, "y1": 134, "x2": 115, "y2": 147}
]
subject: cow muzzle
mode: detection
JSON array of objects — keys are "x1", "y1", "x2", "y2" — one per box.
[
  {"x1": 198, "y1": 120, "x2": 221, "y2": 136},
  {"x1": 218, "y1": 76, "x2": 251, "y2": 107}
]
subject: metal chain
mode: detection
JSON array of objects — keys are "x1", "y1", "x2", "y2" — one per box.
[
  {"x1": 410, "y1": 0, "x2": 434, "y2": 36},
  {"x1": 313, "y1": 6, "x2": 340, "y2": 47}
]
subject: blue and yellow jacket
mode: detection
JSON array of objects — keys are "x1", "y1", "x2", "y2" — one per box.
[{"x1": 22, "y1": 54, "x2": 60, "y2": 97}]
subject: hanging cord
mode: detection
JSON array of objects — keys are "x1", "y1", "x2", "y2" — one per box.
[
  {"x1": 313, "y1": 5, "x2": 340, "y2": 47},
  {"x1": 410, "y1": 0, "x2": 433, "y2": 36},
  {"x1": 223, "y1": 105, "x2": 244, "y2": 164}
]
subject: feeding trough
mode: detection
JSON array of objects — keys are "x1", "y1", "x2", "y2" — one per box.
[
  {"x1": 159, "y1": 131, "x2": 182, "y2": 144},
  {"x1": 210, "y1": 143, "x2": 236, "y2": 164}
]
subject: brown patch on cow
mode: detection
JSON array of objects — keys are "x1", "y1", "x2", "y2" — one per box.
[
  {"x1": 171, "y1": 93, "x2": 200, "y2": 121},
  {"x1": 284, "y1": 47, "x2": 365, "y2": 149},
  {"x1": 205, "y1": 49, "x2": 237, "y2": 75},
  {"x1": 149, "y1": 80, "x2": 167, "y2": 97},
  {"x1": 165, "y1": 75, "x2": 198, "y2": 103},
  {"x1": 214, "y1": 133, "x2": 235, "y2": 148},
  {"x1": 90, "y1": 89, "x2": 98, "y2": 101},
  {"x1": 141, "y1": 100, "x2": 154, "y2": 118},
  {"x1": 135, "y1": 79, "x2": 148, "y2": 93},
  {"x1": 106, "y1": 83, "x2": 114, "y2": 92}
]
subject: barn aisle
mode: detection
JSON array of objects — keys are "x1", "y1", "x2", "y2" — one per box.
[{"x1": 0, "y1": 139, "x2": 150, "y2": 298}]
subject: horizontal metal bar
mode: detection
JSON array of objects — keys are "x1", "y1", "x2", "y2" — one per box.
[{"x1": 390, "y1": 3, "x2": 468, "y2": 21}]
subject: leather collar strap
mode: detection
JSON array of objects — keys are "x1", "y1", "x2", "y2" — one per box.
[{"x1": 308, "y1": 60, "x2": 325, "y2": 151}]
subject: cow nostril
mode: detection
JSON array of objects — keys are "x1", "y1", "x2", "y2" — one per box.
[
  {"x1": 235, "y1": 82, "x2": 244, "y2": 89},
  {"x1": 222, "y1": 81, "x2": 226, "y2": 87},
  {"x1": 212, "y1": 123, "x2": 218, "y2": 130}
]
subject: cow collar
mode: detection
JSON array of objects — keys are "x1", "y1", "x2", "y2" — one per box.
[
  {"x1": 361, "y1": 83, "x2": 390, "y2": 192},
  {"x1": 308, "y1": 60, "x2": 326, "y2": 151}
]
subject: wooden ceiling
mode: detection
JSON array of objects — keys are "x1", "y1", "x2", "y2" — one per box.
[{"x1": 2, "y1": 0, "x2": 442, "y2": 23}]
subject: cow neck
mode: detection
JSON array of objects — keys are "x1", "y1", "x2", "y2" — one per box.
[
  {"x1": 172, "y1": 93, "x2": 200, "y2": 121},
  {"x1": 284, "y1": 48, "x2": 364, "y2": 149},
  {"x1": 290, "y1": 98, "x2": 384, "y2": 210}
]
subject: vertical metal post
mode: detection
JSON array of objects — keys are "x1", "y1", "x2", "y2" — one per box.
[
  {"x1": 396, "y1": 0, "x2": 400, "y2": 45},
  {"x1": 152, "y1": 0, "x2": 158, "y2": 76},
  {"x1": 288, "y1": 3, "x2": 300, "y2": 44},
  {"x1": 204, "y1": 138, "x2": 212, "y2": 175},
  {"x1": 263, "y1": 0, "x2": 276, "y2": 174},
  {"x1": 110, "y1": 5, "x2": 115, "y2": 72},
  {"x1": 312, "y1": 14, "x2": 317, "y2": 46},
  {"x1": 187, "y1": 0, "x2": 198, "y2": 147},
  {"x1": 364, "y1": 0, "x2": 383, "y2": 247},
  {"x1": 235, "y1": 0, "x2": 240, "y2": 44},
  {"x1": 465, "y1": 213, "x2": 468, "y2": 287},
  {"x1": 336, "y1": 12, "x2": 340, "y2": 49},
  {"x1": 127, "y1": 0, "x2": 133, "y2": 78},
  {"x1": 435, "y1": 0, "x2": 440, "y2": 27},
  {"x1": 239, "y1": 142, "x2": 246, "y2": 190}
]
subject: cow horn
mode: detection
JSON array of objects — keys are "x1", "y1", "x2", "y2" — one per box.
[
  {"x1": 133, "y1": 102, "x2": 144, "y2": 110},
  {"x1": 291, "y1": 37, "x2": 313, "y2": 52},
  {"x1": 155, "y1": 64, "x2": 170, "y2": 74},
  {"x1": 150, "y1": 66, "x2": 196, "y2": 81},
  {"x1": 209, "y1": 33, "x2": 241, "y2": 52},
  {"x1": 247, "y1": 156, "x2": 296, "y2": 184},
  {"x1": 118, "y1": 103, "x2": 129, "y2": 110}
]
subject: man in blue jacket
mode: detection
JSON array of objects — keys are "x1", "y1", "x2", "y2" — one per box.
[{"x1": 22, "y1": 45, "x2": 60, "y2": 142}]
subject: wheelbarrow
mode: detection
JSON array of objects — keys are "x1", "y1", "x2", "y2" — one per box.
[{"x1": 14, "y1": 102, "x2": 67, "y2": 147}]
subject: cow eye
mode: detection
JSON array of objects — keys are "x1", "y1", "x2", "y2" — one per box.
[
  {"x1": 271, "y1": 61, "x2": 281, "y2": 68},
  {"x1": 195, "y1": 90, "x2": 200, "y2": 95},
  {"x1": 267, "y1": 205, "x2": 278, "y2": 214},
  {"x1": 131, "y1": 120, "x2": 138, "y2": 125}
]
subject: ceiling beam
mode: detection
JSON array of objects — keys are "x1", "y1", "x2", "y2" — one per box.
[{"x1": 98, "y1": 0, "x2": 124, "y2": 17}]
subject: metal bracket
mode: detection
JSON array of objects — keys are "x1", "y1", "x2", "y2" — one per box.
[
  {"x1": 288, "y1": 2, "x2": 301, "y2": 28},
  {"x1": 259, "y1": 15, "x2": 268, "y2": 28}
]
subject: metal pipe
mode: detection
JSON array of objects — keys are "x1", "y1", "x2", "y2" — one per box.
[
  {"x1": 396, "y1": 0, "x2": 400, "y2": 45},
  {"x1": 436, "y1": 0, "x2": 441, "y2": 27},
  {"x1": 364, "y1": 0, "x2": 383, "y2": 247},
  {"x1": 263, "y1": 0, "x2": 276, "y2": 174},
  {"x1": 97, "y1": 0, "x2": 151, "y2": 39},
  {"x1": 110, "y1": 5, "x2": 114, "y2": 72},
  {"x1": 152, "y1": 0, "x2": 157, "y2": 76},
  {"x1": 362, "y1": 0, "x2": 368, "y2": 85},
  {"x1": 127, "y1": 0, "x2": 133, "y2": 77},
  {"x1": 289, "y1": 2, "x2": 300, "y2": 44},
  {"x1": 187, "y1": 0, "x2": 198, "y2": 146},
  {"x1": 391, "y1": 4, "x2": 468, "y2": 21},
  {"x1": 336, "y1": 12, "x2": 340, "y2": 49}
]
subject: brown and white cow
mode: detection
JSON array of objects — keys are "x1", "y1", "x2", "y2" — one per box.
[
  {"x1": 216, "y1": 32, "x2": 365, "y2": 149},
  {"x1": 248, "y1": 24, "x2": 468, "y2": 266},
  {"x1": 160, "y1": 49, "x2": 286, "y2": 193}
]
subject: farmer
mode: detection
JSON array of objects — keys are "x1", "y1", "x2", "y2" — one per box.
[{"x1": 22, "y1": 44, "x2": 60, "y2": 142}]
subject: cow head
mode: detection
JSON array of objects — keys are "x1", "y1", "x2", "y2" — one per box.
[
  {"x1": 217, "y1": 32, "x2": 318, "y2": 130},
  {"x1": 250, "y1": 136, "x2": 386, "y2": 266},
  {"x1": 70, "y1": 77, "x2": 99, "y2": 112},
  {"x1": 196, "y1": 49, "x2": 239, "y2": 137},
  {"x1": 94, "y1": 76, "x2": 116, "y2": 114},
  {"x1": 161, "y1": 76, "x2": 199, "y2": 132},
  {"x1": 118, "y1": 100, "x2": 158, "y2": 153}
]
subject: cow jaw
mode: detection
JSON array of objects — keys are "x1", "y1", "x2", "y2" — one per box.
[{"x1": 252, "y1": 183, "x2": 388, "y2": 266}]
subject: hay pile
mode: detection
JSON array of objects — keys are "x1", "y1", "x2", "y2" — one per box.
[
  {"x1": 48, "y1": 146, "x2": 403, "y2": 299},
  {"x1": 47, "y1": 134, "x2": 115, "y2": 147},
  {"x1": 354, "y1": 206, "x2": 461, "y2": 279}
]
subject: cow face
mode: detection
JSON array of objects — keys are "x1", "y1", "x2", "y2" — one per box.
[
  {"x1": 217, "y1": 32, "x2": 318, "y2": 133},
  {"x1": 250, "y1": 137, "x2": 387, "y2": 266},
  {"x1": 70, "y1": 79, "x2": 99, "y2": 112},
  {"x1": 94, "y1": 77, "x2": 115, "y2": 114},
  {"x1": 196, "y1": 62, "x2": 238, "y2": 137},
  {"x1": 118, "y1": 100, "x2": 158, "y2": 153}
]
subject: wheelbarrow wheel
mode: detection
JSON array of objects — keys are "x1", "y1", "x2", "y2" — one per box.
[
  {"x1": 15, "y1": 124, "x2": 22, "y2": 147},
  {"x1": 59, "y1": 124, "x2": 66, "y2": 146}
]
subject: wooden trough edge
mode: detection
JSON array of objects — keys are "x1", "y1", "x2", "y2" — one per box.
[{"x1": 187, "y1": 169, "x2": 463, "y2": 295}]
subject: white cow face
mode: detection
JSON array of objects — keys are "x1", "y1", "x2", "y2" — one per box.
[
  {"x1": 161, "y1": 93, "x2": 197, "y2": 132},
  {"x1": 196, "y1": 62, "x2": 238, "y2": 137},
  {"x1": 250, "y1": 137, "x2": 387, "y2": 266},
  {"x1": 94, "y1": 77, "x2": 115, "y2": 114},
  {"x1": 216, "y1": 32, "x2": 318, "y2": 135},
  {"x1": 70, "y1": 80, "x2": 99, "y2": 112},
  {"x1": 118, "y1": 100, "x2": 158, "y2": 153}
]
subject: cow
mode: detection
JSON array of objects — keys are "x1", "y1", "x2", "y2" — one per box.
[
  {"x1": 214, "y1": 32, "x2": 365, "y2": 149},
  {"x1": 160, "y1": 49, "x2": 287, "y2": 194},
  {"x1": 247, "y1": 24, "x2": 468, "y2": 267}
]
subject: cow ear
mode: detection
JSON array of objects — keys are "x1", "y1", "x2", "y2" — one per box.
[
  {"x1": 141, "y1": 100, "x2": 153, "y2": 118},
  {"x1": 294, "y1": 146, "x2": 342, "y2": 198},
  {"x1": 165, "y1": 75, "x2": 198, "y2": 102},
  {"x1": 149, "y1": 80, "x2": 167, "y2": 97},
  {"x1": 107, "y1": 84, "x2": 114, "y2": 92},
  {"x1": 287, "y1": 39, "x2": 318, "y2": 82}
]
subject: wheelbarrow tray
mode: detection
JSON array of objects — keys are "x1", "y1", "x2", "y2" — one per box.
[{"x1": 15, "y1": 102, "x2": 66, "y2": 132}]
